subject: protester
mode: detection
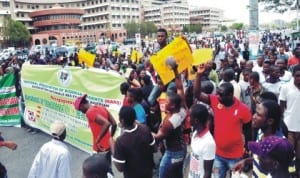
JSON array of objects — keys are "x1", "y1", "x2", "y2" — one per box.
[
  {"x1": 74, "y1": 94, "x2": 117, "y2": 153},
  {"x1": 189, "y1": 104, "x2": 216, "y2": 178},
  {"x1": 111, "y1": 106, "x2": 155, "y2": 178},
  {"x1": 249, "y1": 136, "x2": 295, "y2": 178},
  {"x1": 28, "y1": 121, "x2": 71, "y2": 178},
  {"x1": 153, "y1": 57, "x2": 188, "y2": 178},
  {"x1": 194, "y1": 64, "x2": 251, "y2": 178},
  {"x1": 0, "y1": 133, "x2": 17, "y2": 178},
  {"x1": 82, "y1": 154, "x2": 113, "y2": 178},
  {"x1": 279, "y1": 64, "x2": 300, "y2": 177}
]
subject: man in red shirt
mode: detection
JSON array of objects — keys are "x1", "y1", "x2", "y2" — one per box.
[
  {"x1": 288, "y1": 47, "x2": 300, "y2": 68},
  {"x1": 194, "y1": 64, "x2": 251, "y2": 178},
  {"x1": 74, "y1": 94, "x2": 117, "y2": 153}
]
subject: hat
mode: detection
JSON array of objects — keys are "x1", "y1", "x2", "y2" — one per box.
[
  {"x1": 248, "y1": 136, "x2": 294, "y2": 164},
  {"x1": 74, "y1": 94, "x2": 87, "y2": 110},
  {"x1": 50, "y1": 120, "x2": 66, "y2": 138}
]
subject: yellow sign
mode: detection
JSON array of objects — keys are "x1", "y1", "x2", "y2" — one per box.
[
  {"x1": 78, "y1": 49, "x2": 96, "y2": 68},
  {"x1": 150, "y1": 36, "x2": 193, "y2": 85},
  {"x1": 192, "y1": 48, "x2": 213, "y2": 65},
  {"x1": 130, "y1": 49, "x2": 143, "y2": 64}
]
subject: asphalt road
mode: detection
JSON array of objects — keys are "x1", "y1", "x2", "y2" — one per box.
[
  {"x1": 0, "y1": 126, "x2": 93, "y2": 178},
  {"x1": 0, "y1": 126, "x2": 162, "y2": 178}
]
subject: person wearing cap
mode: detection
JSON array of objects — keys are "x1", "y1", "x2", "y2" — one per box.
[
  {"x1": 28, "y1": 120, "x2": 71, "y2": 178},
  {"x1": 74, "y1": 94, "x2": 117, "y2": 153},
  {"x1": 82, "y1": 154, "x2": 113, "y2": 178},
  {"x1": 249, "y1": 136, "x2": 295, "y2": 178}
]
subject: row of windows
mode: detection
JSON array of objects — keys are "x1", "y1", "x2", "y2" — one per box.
[
  {"x1": 86, "y1": 7, "x2": 108, "y2": 13},
  {"x1": 83, "y1": 15, "x2": 109, "y2": 22},
  {"x1": 111, "y1": 15, "x2": 138, "y2": 19},
  {"x1": 32, "y1": 14, "x2": 81, "y2": 21},
  {"x1": 111, "y1": 0, "x2": 137, "y2": 3},
  {"x1": 112, "y1": 24, "x2": 122, "y2": 27},
  {"x1": 111, "y1": 7, "x2": 138, "y2": 11},
  {"x1": 15, "y1": 0, "x2": 108, "y2": 10},
  {"x1": 2, "y1": 2, "x2": 9, "y2": 7}
]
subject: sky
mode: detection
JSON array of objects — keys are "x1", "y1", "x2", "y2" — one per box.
[{"x1": 188, "y1": 0, "x2": 296, "y2": 24}]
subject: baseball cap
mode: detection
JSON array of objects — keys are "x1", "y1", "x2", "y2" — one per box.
[
  {"x1": 50, "y1": 120, "x2": 66, "y2": 139},
  {"x1": 74, "y1": 94, "x2": 87, "y2": 110},
  {"x1": 248, "y1": 136, "x2": 294, "y2": 164}
]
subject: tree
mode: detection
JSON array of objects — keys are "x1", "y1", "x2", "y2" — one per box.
[
  {"x1": 230, "y1": 23, "x2": 244, "y2": 30},
  {"x1": 140, "y1": 21, "x2": 157, "y2": 37},
  {"x1": 2, "y1": 16, "x2": 31, "y2": 47},
  {"x1": 258, "y1": 0, "x2": 297, "y2": 13},
  {"x1": 220, "y1": 25, "x2": 228, "y2": 32},
  {"x1": 181, "y1": 24, "x2": 202, "y2": 33},
  {"x1": 123, "y1": 21, "x2": 139, "y2": 38}
]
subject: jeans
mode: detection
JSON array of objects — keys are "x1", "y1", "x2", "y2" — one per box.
[
  {"x1": 159, "y1": 149, "x2": 186, "y2": 178},
  {"x1": 213, "y1": 155, "x2": 241, "y2": 178}
]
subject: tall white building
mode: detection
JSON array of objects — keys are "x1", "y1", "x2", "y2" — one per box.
[
  {"x1": 189, "y1": 7, "x2": 224, "y2": 31},
  {"x1": 143, "y1": 0, "x2": 189, "y2": 31},
  {"x1": 0, "y1": 0, "x2": 141, "y2": 43}
]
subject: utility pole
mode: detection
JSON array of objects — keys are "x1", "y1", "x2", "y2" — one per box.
[{"x1": 249, "y1": 0, "x2": 259, "y2": 31}]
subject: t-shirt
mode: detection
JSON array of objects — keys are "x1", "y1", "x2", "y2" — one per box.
[
  {"x1": 209, "y1": 95, "x2": 251, "y2": 158},
  {"x1": 160, "y1": 107, "x2": 187, "y2": 151},
  {"x1": 112, "y1": 124, "x2": 155, "y2": 178},
  {"x1": 86, "y1": 105, "x2": 111, "y2": 152},
  {"x1": 279, "y1": 82, "x2": 300, "y2": 132},
  {"x1": 189, "y1": 129, "x2": 216, "y2": 178},
  {"x1": 134, "y1": 103, "x2": 146, "y2": 124}
]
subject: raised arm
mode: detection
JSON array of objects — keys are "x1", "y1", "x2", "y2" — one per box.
[{"x1": 193, "y1": 64, "x2": 210, "y2": 104}]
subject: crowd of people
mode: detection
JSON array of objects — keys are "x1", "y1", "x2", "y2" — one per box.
[{"x1": 1, "y1": 27, "x2": 300, "y2": 178}]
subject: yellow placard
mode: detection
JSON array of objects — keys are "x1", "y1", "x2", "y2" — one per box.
[
  {"x1": 150, "y1": 36, "x2": 193, "y2": 85},
  {"x1": 192, "y1": 48, "x2": 213, "y2": 65},
  {"x1": 130, "y1": 49, "x2": 143, "y2": 64},
  {"x1": 78, "y1": 48, "x2": 96, "y2": 68}
]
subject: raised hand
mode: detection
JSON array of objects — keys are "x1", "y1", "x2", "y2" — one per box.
[{"x1": 196, "y1": 64, "x2": 206, "y2": 75}]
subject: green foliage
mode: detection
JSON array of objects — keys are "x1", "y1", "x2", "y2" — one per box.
[
  {"x1": 123, "y1": 20, "x2": 139, "y2": 38},
  {"x1": 2, "y1": 17, "x2": 31, "y2": 47},
  {"x1": 182, "y1": 24, "x2": 202, "y2": 33},
  {"x1": 220, "y1": 25, "x2": 228, "y2": 32},
  {"x1": 230, "y1": 23, "x2": 244, "y2": 30},
  {"x1": 258, "y1": 0, "x2": 296, "y2": 13},
  {"x1": 124, "y1": 21, "x2": 157, "y2": 38},
  {"x1": 140, "y1": 21, "x2": 157, "y2": 36}
]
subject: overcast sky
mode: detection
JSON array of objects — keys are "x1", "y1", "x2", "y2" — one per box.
[{"x1": 188, "y1": 0, "x2": 296, "y2": 24}]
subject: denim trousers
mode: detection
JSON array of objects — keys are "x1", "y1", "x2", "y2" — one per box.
[
  {"x1": 159, "y1": 149, "x2": 186, "y2": 178},
  {"x1": 213, "y1": 154, "x2": 241, "y2": 178}
]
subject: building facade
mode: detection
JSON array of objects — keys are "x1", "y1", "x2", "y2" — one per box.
[
  {"x1": 143, "y1": 1, "x2": 189, "y2": 31},
  {"x1": 189, "y1": 7, "x2": 224, "y2": 31},
  {"x1": 0, "y1": 0, "x2": 141, "y2": 45}
]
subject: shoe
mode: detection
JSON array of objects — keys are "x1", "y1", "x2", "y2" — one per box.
[{"x1": 27, "y1": 128, "x2": 32, "y2": 132}]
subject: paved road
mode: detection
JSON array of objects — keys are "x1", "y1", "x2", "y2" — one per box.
[
  {"x1": 0, "y1": 126, "x2": 93, "y2": 178},
  {"x1": 0, "y1": 126, "x2": 162, "y2": 178}
]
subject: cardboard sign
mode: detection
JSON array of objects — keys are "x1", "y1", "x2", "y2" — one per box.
[
  {"x1": 78, "y1": 49, "x2": 96, "y2": 68},
  {"x1": 150, "y1": 36, "x2": 193, "y2": 84},
  {"x1": 192, "y1": 48, "x2": 213, "y2": 65}
]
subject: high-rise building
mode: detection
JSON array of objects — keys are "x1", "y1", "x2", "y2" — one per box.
[
  {"x1": 189, "y1": 7, "x2": 224, "y2": 31},
  {"x1": 142, "y1": 0, "x2": 189, "y2": 31},
  {"x1": 0, "y1": 0, "x2": 141, "y2": 45}
]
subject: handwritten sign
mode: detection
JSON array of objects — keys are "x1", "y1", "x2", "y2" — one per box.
[{"x1": 150, "y1": 36, "x2": 193, "y2": 84}]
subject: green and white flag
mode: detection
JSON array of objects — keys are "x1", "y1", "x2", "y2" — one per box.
[{"x1": 0, "y1": 72, "x2": 21, "y2": 126}]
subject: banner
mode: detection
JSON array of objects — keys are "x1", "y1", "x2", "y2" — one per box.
[
  {"x1": 150, "y1": 36, "x2": 193, "y2": 85},
  {"x1": 21, "y1": 64, "x2": 125, "y2": 153},
  {"x1": 0, "y1": 73, "x2": 21, "y2": 126}
]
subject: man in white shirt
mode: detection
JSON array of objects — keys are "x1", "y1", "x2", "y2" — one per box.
[
  {"x1": 28, "y1": 121, "x2": 71, "y2": 178},
  {"x1": 279, "y1": 64, "x2": 300, "y2": 178}
]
